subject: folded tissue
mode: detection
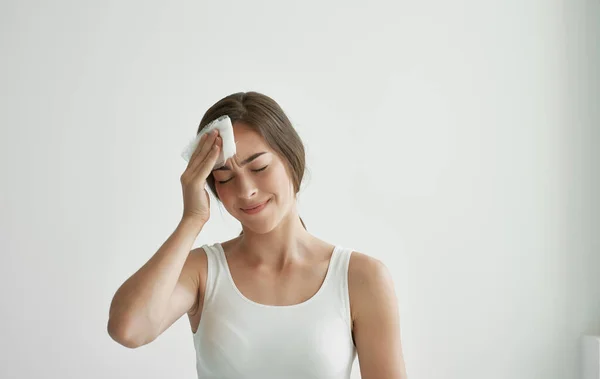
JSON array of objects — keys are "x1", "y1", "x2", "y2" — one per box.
[{"x1": 181, "y1": 115, "x2": 236, "y2": 170}]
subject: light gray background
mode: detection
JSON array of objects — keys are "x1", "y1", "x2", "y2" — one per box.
[{"x1": 1, "y1": 1, "x2": 598, "y2": 378}]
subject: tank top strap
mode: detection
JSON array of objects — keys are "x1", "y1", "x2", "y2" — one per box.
[
  {"x1": 328, "y1": 245, "x2": 353, "y2": 278},
  {"x1": 325, "y1": 246, "x2": 354, "y2": 330},
  {"x1": 198, "y1": 243, "x2": 224, "y2": 309}
]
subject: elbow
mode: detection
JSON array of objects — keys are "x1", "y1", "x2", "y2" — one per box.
[{"x1": 107, "y1": 316, "x2": 153, "y2": 349}]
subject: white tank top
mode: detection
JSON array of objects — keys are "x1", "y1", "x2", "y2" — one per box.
[{"x1": 192, "y1": 242, "x2": 357, "y2": 379}]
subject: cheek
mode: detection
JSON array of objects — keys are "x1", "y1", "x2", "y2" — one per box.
[
  {"x1": 266, "y1": 163, "x2": 284, "y2": 181},
  {"x1": 269, "y1": 165, "x2": 295, "y2": 197}
]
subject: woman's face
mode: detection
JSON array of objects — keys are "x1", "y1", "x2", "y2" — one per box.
[{"x1": 212, "y1": 122, "x2": 295, "y2": 234}]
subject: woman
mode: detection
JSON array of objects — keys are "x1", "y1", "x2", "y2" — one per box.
[{"x1": 107, "y1": 91, "x2": 408, "y2": 379}]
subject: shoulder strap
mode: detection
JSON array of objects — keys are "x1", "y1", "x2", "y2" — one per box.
[
  {"x1": 326, "y1": 246, "x2": 354, "y2": 328},
  {"x1": 199, "y1": 243, "x2": 220, "y2": 308}
]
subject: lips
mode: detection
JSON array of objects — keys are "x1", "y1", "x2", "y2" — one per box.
[
  {"x1": 240, "y1": 198, "x2": 272, "y2": 214},
  {"x1": 241, "y1": 199, "x2": 269, "y2": 211}
]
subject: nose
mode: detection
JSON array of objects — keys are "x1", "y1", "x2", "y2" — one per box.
[{"x1": 235, "y1": 172, "x2": 258, "y2": 200}]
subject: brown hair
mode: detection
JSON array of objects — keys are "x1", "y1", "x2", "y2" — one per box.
[{"x1": 196, "y1": 91, "x2": 307, "y2": 235}]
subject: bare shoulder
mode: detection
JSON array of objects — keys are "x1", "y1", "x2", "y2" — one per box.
[
  {"x1": 348, "y1": 251, "x2": 392, "y2": 291},
  {"x1": 347, "y1": 251, "x2": 407, "y2": 378},
  {"x1": 347, "y1": 251, "x2": 396, "y2": 323}
]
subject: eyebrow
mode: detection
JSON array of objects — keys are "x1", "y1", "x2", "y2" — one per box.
[{"x1": 213, "y1": 152, "x2": 268, "y2": 171}]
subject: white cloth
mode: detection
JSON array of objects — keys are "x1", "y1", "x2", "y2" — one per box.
[
  {"x1": 181, "y1": 115, "x2": 236, "y2": 170},
  {"x1": 192, "y1": 242, "x2": 357, "y2": 379}
]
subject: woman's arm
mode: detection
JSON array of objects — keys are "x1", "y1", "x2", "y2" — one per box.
[
  {"x1": 107, "y1": 217, "x2": 205, "y2": 348},
  {"x1": 349, "y1": 252, "x2": 408, "y2": 379}
]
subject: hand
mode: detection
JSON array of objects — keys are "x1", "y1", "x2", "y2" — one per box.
[{"x1": 179, "y1": 129, "x2": 222, "y2": 224}]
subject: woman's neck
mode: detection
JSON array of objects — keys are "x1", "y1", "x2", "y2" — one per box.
[{"x1": 234, "y1": 212, "x2": 316, "y2": 269}]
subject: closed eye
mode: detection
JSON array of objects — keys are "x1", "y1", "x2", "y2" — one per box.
[{"x1": 216, "y1": 166, "x2": 268, "y2": 184}]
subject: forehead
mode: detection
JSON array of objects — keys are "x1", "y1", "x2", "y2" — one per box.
[
  {"x1": 233, "y1": 122, "x2": 266, "y2": 145},
  {"x1": 231, "y1": 122, "x2": 270, "y2": 159}
]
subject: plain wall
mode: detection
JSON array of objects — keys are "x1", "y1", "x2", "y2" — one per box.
[{"x1": 1, "y1": 1, "x2": 598, "y2": 378}]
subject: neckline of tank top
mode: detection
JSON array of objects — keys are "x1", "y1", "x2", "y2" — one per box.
[{"x1": 215, "y1": 242, "x2": 341, "y2": 309}]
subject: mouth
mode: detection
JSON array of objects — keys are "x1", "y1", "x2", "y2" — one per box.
[{"x1": 240, "y1": 198, "x2": 271, "y2": 214}]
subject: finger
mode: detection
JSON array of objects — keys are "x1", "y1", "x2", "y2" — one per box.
[
  {"x1": 189, "y1": 129, "x2": 220, "y2": 164},
  {"x1": 188, "y1": 130, "x2": 219, "y2": 173},
  {"x1": 187, "y1": 132, "x2": 208, "y2": 166},
  {"x1": 193, "y1": 143, "x2": 220, "y2": 179}
]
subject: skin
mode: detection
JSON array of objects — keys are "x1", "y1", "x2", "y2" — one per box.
[{"x1": 157, "y1": 122, "x2": 408, "y2": 378}]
